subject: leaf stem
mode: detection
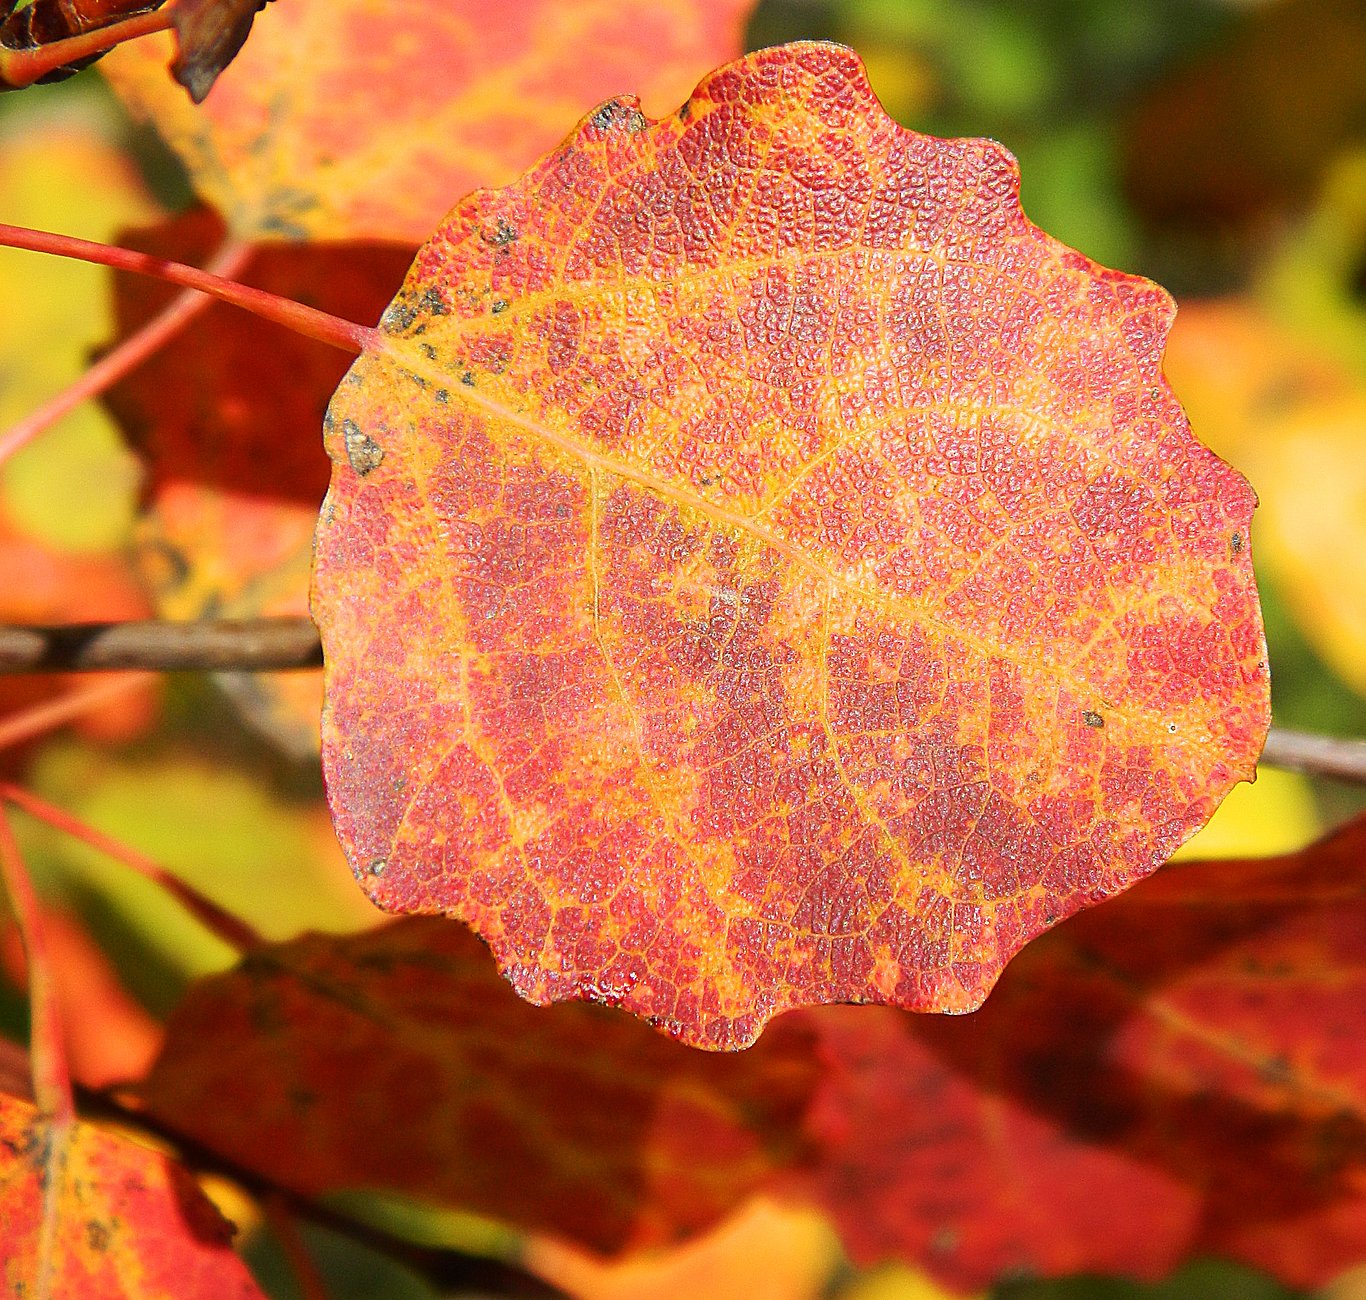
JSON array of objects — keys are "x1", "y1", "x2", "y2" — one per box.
[
  {"x1": 0, "y1": 785, "x2": 264, "y2": 953},
  {"x1": 0, "y1": 674, "x2": 151, "y2": 752},
  {"x1": 0, "y1": 5, "x2": 173, "y2": 90},
  {"x1": 0, "y1": 808, "x2": 73, "y2": 1123},
  {"x1": 0, "y1": 238, "x2": 255, "y2": 466},
  {"x1": 262, "y1": 1195, "x2": 333, "y2": 1300},
  {"x1": 0, "y1": 223, "x2": 380, "y2": 355}
]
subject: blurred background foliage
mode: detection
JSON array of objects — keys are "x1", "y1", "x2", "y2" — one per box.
[{"x1": 0, "y1": 0, "x2": 1363, "y2": 1296}]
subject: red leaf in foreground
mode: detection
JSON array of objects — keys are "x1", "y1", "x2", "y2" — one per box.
[
  {"x1": 136, "y1": 919, "x2": 820, "y2": 1253},
  {"x1": 0, "y1": 1091, "x2": 263, "y2": 1298},
  {"x1": 797, "y1": 814, "x2": 1366, "y2": 1289},
  {"x1": 313, "y1": 41, "x2": 1268, "y2": 1048}
]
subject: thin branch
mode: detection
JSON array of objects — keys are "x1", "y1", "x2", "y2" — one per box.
[
  {"x1": 0, "y1": 618, "x2": 323, "y2": 673},
  {"x1": 0, "y1": 674, "x2": 150, "y2": 751},
  {"x1": 0, "y1": 223, "x2": 378, "y2": 355},
  {"x1": 2, "y1": 618, "x2": 1365, "y2": 785},
  {"x1": 1258, "y1": 728, "x2": 1366, "y2": 787},
  {"x1": 1, "y1": 785, "x2": 264, "y2": 953},
  {"x1": 0, "y1": 239, "x2": 255, "y2": 467}
]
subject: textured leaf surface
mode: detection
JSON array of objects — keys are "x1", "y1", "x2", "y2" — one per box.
[
  {"x1": 313, "y1": 42, "x2": 1269, "y2": 1047},
  {"x1": 0, "y1": 1091, "x2": 263, "y2": 1298},
  {"x1": 100, "y1": 0, "x2": 755, "y2": 241},
  {"x1": 102, "y1": 210, "x2": 413, "y2": 753},
  {"x1": 137, "y1": 919, "x2": 820, "y2": 1253},
  {"x1": 798, "y1": 814, "x2": 1366, "y2": 1290}
]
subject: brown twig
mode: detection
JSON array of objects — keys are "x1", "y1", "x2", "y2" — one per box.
[
  {"x1": 1258, "y1": 728, "x2": 1366, "y2": 786},
  {"x1": 0, "y1": 618, "x2": 323, "y2": 673},
  {"x1": 2, "y1": 618, "x2": 1365, "y2": 785}
]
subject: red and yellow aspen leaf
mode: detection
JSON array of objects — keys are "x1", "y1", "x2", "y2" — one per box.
[
  {"x1": 0, "y1": 1091, "x2": 263, "y2": 1298},
  {"x1": 100, "y1": 0, "x2": 756, "y2": 242},
  {"x1": 312, "y1": 43, "x2": 1268, "y2": 1048}
]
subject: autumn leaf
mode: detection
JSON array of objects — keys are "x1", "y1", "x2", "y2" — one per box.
[
  {"x1": 0, "y1": 1091, "x2": 264, "y2": 1298},
  {"x1": 136, "y1": 919, "x2": 820, "y2": 1253},
  {"x1": 796, "y1": 814, "x2": 1366, "y2": 1290},
  {"x1": 312, "y1": 42, "x2": 1269, "y2": 1048},
  {"x1": 101, "y1": 209, "x2": 413, "y2": 754},
  {"x1": 100, "y1": 0, "x2": 757, "y2": 241}
]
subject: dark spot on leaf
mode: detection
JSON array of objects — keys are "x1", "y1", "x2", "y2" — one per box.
[
  {"x1": 343, "y1": 420, "x2": 384, "y2": 476},
  {"x1": 436, "y1": 389, "x2": 450, "y2": 404},
  {"x1": 420, "y1": 343, "x2": 437, "y2": 360},
  {"x1": 678, "y1": 101, "x2": 692, "y2": 122},
  {"x1": 484, "y1": 217, "x2": 518, "y2": 247},
  {"x1": 1081, "y1": 710, "x2": 1104, "y2": 729},
  {"x1": 627, "y1": 108, "x2": 647, "y2": 133},
  {"x1": 592, "y1": 100, "x2": 621, "y2": 130},
  {"x1": 86, "y1": 1220, "x2": 110, "y2": 1253},
  {"x1": 1259, "y1": 1054, "x2": 1294, "y2": 1087},
  {"x1": 419, "y1": 287, "x2": 448, "y2": 316},
  {"x1": 386, "y1": 300, "x2": 418, "y2": 330},
  {"x1": 369, "y1": 857, "x2": 388, "y2": 876},
  {"x1": 491, "y1": 299, "x2": 509, "y2": 314},
  {"x1": 1231, "y1": 531, "x2": 1243, "y2": 553},
  {"x1": 460, "y1": 371, "x2": 476, "y2": 387}
]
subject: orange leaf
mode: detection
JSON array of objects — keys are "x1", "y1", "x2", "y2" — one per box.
[
  {"x1": 100, "y1": 0, "x2": 756, "y2": 241},
  {"x1": 312, "y1": 43, "x2": 1269, "y2": 1048},
  {"x1": 137, "y1": 919, "x2": 820, "y2": 1253},
  {"x1": 0, "y1": 1091, "x2": 263, "y2": 1298}
]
